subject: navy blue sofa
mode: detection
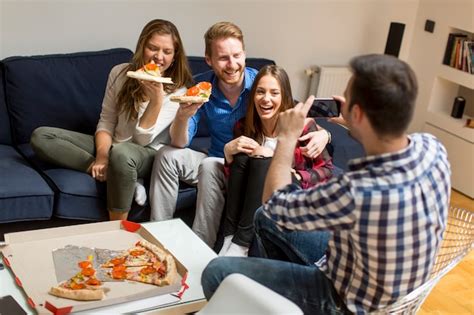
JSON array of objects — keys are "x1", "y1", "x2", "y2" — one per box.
[{"x1": 0, "y1": 48, "x2": 285, "y2": 229}]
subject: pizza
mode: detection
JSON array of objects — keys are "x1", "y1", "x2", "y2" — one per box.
[
  {"x1": 102, "y1": 239, "x2": 178, "y2": 287},
  {"x1": 49, "y1": 257, "x2": 106, "y2": 301},
  {"x1": 170, "y1": 81, "x2": 212, "y2": 103},
  {"x1": 126, "y1": 62, "x2": 174, "y2": 84}
]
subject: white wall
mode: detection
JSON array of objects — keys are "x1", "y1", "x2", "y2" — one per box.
[{"x1": 0, "y1": 0, "x2": 419, "y2": 101}]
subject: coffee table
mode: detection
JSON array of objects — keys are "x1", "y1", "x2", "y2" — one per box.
[{"x1": 0, "y1": 219, "x2": 217, "y2": 314}]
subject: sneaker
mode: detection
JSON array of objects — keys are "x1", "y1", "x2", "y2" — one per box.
[
  {"x1": 225, "y1": 242, "x2": 249, "y2": 257},
  {"x1": 218, "y1": 235, "x2": 234, "y2": 256},
  {"x1": 134, "y1": 179, "x2": 147, "y2": 206}
]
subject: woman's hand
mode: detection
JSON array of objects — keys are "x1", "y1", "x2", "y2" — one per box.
[
  {"x1": 141, "y1": 80, "x2": 164, "y2": 104},
  {"x1": 224, "y1": 136, "x2": 259, "y2": 163},
  {"x1": 298, "y1": 129, "x2": 328, "y2": 158},
  {"x1": 91, "y1": 156, "x2": 109, "y2": 182},
  {"x1": 250, "y1": 145, "x2": 274, "y2": 158}
]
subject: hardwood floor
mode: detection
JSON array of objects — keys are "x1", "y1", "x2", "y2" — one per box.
[{"x1": 419, "y1": 189, "x2": 474, "y2": 314}]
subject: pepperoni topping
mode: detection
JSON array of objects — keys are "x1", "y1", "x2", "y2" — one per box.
[
  {"x1": 186, "y1": 86, "x2": 200, "y2": 96},
  {"x1": 70, "y1": 282, "x2": 86, "y2": 290},
  {"x1": 130, "y1": 249, "x2": 145, "y2": 257},
  {"x1": 197, "y1": 82, "x2": 212, "y2": 90},
  {"x1": 81, "y1": 267, "x2": 95, "y2": 276},
  {"x1": 112, "y1": 269, "x2": 127, "y2": 279},
  {"x1": 86, "y1": 278, "x2": 101, "y2": 286},
  {"x1": 78, "y1": 261, "x2": 92, "y2": 269},
  {"x1": 113, "y1": 265, "x2": 126, "y2": 272},
  {"x1": 157, "y1": 263, "x2": 167, "y2": 276},
  {"x1": 140, "y1": 266, "x2": 156, "y2": 275},
  {"x1": 110, "y1": 257, "x2": 126, "y2": 266},
  {"x1": 144, "y1": 63, "x2": 158, "y2": 71}
]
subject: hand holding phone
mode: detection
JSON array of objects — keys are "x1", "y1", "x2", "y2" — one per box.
[{"x1": 307, "y1": 98, "x2": 341, "y2": 118}]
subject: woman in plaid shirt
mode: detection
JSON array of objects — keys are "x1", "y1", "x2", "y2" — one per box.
[{"x1": 219, "y1": 65, "x2": 333, "y2": 257}]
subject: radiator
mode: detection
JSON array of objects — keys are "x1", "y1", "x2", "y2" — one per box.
[{"x1": 306, "y1": 66, "x2": 352, "y2": 98}]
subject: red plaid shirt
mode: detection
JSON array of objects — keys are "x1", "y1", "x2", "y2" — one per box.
[{"x1": 226, "y1": 118, "x2": 333, "y2": 189}]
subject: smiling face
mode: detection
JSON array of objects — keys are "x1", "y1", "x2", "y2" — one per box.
[
  {"x1": 143, "y1": 33, "x2": 175, "y2": 73},
  {"x1": 205, "y1": 37, "x2": 246, "y2": 87},
  {"x1": 254, "y1": 74, "x2": 282, "y2": 121}
]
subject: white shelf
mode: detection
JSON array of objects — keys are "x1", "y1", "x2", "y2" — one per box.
[
  {"x1": 426, "y1": 110, "x2": 474, "y2": 143},
  {"x1": 438, "y1": 65, "x2": 474, "y2": 89}
]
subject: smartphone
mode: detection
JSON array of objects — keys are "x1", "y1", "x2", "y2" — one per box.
[
  {"x1": 0, "y1": 295, "x2": 27, "y2": 315},
  {"x1": 307, "y1": 98, "x2": 341, "y2": 118}
]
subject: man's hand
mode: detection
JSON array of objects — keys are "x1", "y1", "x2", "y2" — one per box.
[
  {"x1": 277, "y1": 95, "x2": 315, "y2": 142},
  {"x1": 298, "y1": 129, "x2": 328, "y2": 158},
  {"x1": 176, "y1": 102, "x2": 203, "y2": 120},
  {"x1": 328, "y1": 95, "x2": 348, "y2": 127}
]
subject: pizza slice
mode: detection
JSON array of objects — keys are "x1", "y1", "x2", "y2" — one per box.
[
  {"x1": 126, "y1": 62, "x2": 174, "y2": 84},
  {"x1": 102, "y1": 239, "x2": 178, "y2": 287},
  {"x1": 49, "y1": 258, "x2": 106, "y2": 301},
  {"x1": 170, "y1": 81, "x2": 212, "y2": 103}
]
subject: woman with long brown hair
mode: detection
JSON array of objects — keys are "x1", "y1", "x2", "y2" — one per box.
[
  {"x1": 220, "y1": 65, "x2": 333, "y2": 256},
  {"x1": 31, "y1": 19, "x2": 193, "y2": 220}
]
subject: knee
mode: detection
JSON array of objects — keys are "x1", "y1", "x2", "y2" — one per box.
[
  {"x1": 201, "y1": 257, "x2": 229, "y2": 300},
  {"x1": 108, "y1": 144, "x2": 134, "y2": 174},
  {"x1": 153, "y1": 147, "x2": 180, "y2": 173},
  {"x1": 30, "y1": 126, "x2": 51, "y2": 150},
  {"x1": 198, "y1": 158, "x2": 224, "y2": 180},
  {"x1": 231, "y1": 153, "x2": 249, "y2": 168}
]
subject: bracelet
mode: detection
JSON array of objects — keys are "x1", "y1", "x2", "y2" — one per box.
[{"x1": 326, "y1": 130, "x2": 332, "y2": 144}]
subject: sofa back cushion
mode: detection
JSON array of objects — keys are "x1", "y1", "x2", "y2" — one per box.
[
  {"x1": 0, "y1": 64, "x2": 12, "y2": 145},
  {"x1": 3, "y1": 48, "x2": 133, "y2": 144}
]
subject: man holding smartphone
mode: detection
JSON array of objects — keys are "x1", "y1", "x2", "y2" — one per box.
[{"x1": 202, "y1": 54, "x2": 450, "y2": 314}]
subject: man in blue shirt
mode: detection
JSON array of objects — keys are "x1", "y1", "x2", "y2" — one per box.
[
  {"x1": 149, "y1": 22, "x2": 330, "y2": 248},
  {"x1": 202, "y1": 54, "x2": 451, "y2": 314}
]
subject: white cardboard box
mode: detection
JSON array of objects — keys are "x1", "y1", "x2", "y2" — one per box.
[{"x1": 1, "y1": 220, "x2": 188, "y2": 314}]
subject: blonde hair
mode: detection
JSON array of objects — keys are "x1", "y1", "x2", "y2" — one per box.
[
  {"x1": 117, "y1": 19, "x2": 193, "y2": 121},
  {"x1": 204, "y1": 21, "x2": 244, "y2": 57}
]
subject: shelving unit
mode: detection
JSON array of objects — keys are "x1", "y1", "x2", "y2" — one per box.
[{"x1": 423, "y1": 25, "x2": 473, "y2": 197}]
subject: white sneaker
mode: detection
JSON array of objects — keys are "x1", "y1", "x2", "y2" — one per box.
[
  {"x1": 134, "y1": 179, "x2": 147, "y2": 206},
  {"x1": 225, "y1": 242, "x2": 249, "y2": 257},
  {"x1": 218, "y1": 235, "x2": 234, "y2": 256}
]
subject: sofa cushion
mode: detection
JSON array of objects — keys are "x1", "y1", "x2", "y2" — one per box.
[
  {"x1": 315, "y1": 118, "x2": 365, "y2": 171},
  {"x1": 0, "y1": 64, "x2": 12, "y2": 145},
  {"x1": 3, "y1": 48, "x2": 133, "y2": 144},
  {"x1": 0, "y1": 144, "x2": 54, "y2": 222}
]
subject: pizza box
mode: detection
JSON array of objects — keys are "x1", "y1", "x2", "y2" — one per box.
[{"x1": 0, "y1": 220, "x2": 189, "y2": 314}]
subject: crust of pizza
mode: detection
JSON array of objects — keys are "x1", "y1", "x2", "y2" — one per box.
[
  {"x1": 49, "y1": 286, "x2": 105, "y2": 301},
  {"x1": 126, "y1": 71, "x2": 174, "y2": 84},
  {"x1": 136, "y1": 240, "x2": 178, "y2": 285},
  {"x1": 169, "y1": 95, "x2": 209, "y2": 103}
]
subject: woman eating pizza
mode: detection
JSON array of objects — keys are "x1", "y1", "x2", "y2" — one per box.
[
  {"x1": 219, "y1": 65, "x2": 334, "y2": 257},
  {"x1": 30, "y1": 19, "x2": 194, "y2": 220}
]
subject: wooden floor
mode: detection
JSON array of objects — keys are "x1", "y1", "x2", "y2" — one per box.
[{"x1": 419, "y1": 189, "x2": 474, "y2": 314}]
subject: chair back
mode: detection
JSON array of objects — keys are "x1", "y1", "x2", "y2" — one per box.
[{"x1": 371, "y1": 206, "x2": 474, "y2": 314}]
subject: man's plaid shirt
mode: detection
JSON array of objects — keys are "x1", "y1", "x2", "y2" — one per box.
[{"x1": 263, "y1": 133, "x2": 451, "y2": 314}]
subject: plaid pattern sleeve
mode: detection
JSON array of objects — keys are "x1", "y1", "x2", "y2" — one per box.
[
  {"x1": 294, "y1": 119, "x2": 334, "y2": 189},
  {"x1": 263, "y1": 133, "x2": 451, "y2": 314}
]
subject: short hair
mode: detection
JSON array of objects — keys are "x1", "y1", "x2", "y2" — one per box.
[
  {"x1": 348, "y1": 54, "x2": 418, "y2": 136},
  {"x1": 244, "y1": 65, "x2": 294, "y2": 144},
  {"x1": 204, "y1": 22, "x2": 244, "y2": 57}
]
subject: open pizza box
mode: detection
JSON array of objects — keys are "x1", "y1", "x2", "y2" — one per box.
[{"x1": 0, "y1": 220, "x2": 189, "y2": 314}]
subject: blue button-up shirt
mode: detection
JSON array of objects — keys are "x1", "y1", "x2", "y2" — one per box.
[
  {"x1": 187, "y1": 67, "x2": 258, "y2": 157},
  {"x1": 263, "y1": 133, "x2": 451, "y2": 314}
]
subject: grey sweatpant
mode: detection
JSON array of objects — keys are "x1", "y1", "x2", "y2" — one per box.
[
  {"x1": 150, "y1": 146, "x2": 226, "y2": 247},
  {"x1": 30, "y1": 126, "x2": 157, "y2": 213}
]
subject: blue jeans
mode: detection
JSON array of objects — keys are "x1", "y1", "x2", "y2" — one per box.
[{"x1": 201, "y1": 208, "x2": 351, "y2": 314}]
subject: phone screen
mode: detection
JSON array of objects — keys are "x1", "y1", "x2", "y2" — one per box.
[{"x1": 307, "y1": 98, "x2": 341, "y2": 118}]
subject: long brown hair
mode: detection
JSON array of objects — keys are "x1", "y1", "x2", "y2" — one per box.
[
  {"x1": 117, "y1": 19, "x2": 193, "y2": 121},
  {"x1": 244, "y1": 65, "x2": 294, "y2": 144}
]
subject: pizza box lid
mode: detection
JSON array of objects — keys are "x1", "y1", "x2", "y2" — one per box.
[{"x1": 0, "y1": 220, "x2": 189, "y2": 314}]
